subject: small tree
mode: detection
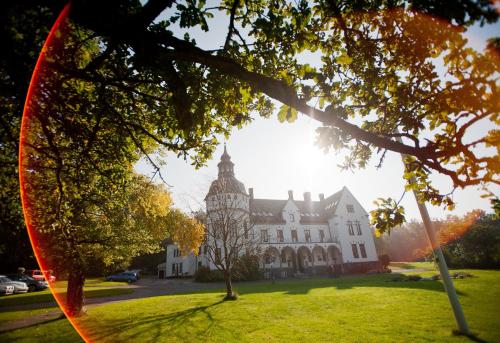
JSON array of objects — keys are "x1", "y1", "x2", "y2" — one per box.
[{"x1": 204, "y1": 178, "x2": 258, "y2": 300}]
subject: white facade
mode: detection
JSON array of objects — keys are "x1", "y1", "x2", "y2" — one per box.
[{"x1": 166, "y1": 147, "x2": 379, "y2": 277}]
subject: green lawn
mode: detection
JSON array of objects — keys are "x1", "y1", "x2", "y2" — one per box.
[
  {"x1": 53, "y1": 278, "x2": 129, "y2": 290},
  {"x1": 1, "y1": 269, "x2": 499, "y2": 342},
  {"x1": 0, "y1": 306, "x2": 60, "y2": 324},
  {"x1": 390, "y1": 261, "x2": 436, "y2": 270},
  {"x1": 0, "y1": 288, "x2": 133, "y2": 308}
]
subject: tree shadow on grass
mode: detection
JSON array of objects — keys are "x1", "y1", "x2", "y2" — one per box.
[
  {"x1": 212, "y1": 273, "x2": 468, "y2": 297},
  {"x1": 84, "y1": 298, "x2": 227, "y2": 343},
  {"x1": 0, "y1": 288, "x2": 132, "y2": 311}
]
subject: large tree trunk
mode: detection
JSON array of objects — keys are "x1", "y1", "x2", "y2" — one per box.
[
  {"x1": 66, "y1": 268, "x2": 85, "y2": 316},
  {"x1": 223, "y1": 270, "x2": 235, "y2": 300}
]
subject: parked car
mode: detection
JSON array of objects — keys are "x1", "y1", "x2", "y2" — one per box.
[
  {"x1": 6, "y1": 274, "x2": 48, "y2": 292},
  {"x1": 125, "y1": 270, "x2": 141, "y2": 280},
  {"x1": 0, "y1": 284, "x2": 14, "y2": 295},
  {"x1": 105, "y1": 272, "x2": 137, "y2": 283},
  {"x1": 26, "y1": 270, "x2": 56, "y2": 283},
  {"x1": 0, "y1": 275, "x2": 29, "y2": 294}
]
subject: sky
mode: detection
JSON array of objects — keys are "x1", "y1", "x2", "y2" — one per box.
[{"x1": 136, "y1": 4, "x2": 499, "y2": 220}]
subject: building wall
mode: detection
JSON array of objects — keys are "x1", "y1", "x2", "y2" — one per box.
[
  {"x1": 165, "y1": 244, "x2": 202, "y2": 278},
  {"x1": 331, "y1": 188, "x2": 378, "y2": 264},
  {"x1": 166, "y1": 188, "x2": 379, "y2": 277},
  {"x1": 204, "y1": 192, "x2": 250, "y2": 271}
]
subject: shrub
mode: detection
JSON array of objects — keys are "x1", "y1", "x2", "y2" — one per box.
[
  {"x1": 193, "y1": 266, "x2": 224, "y2": 282},
  {"x1": 232, "y1": 253, "x2": 263, "y2": 281},
  {"x1": 407, "y1": 274, "x2": 422, "y2": 281}
]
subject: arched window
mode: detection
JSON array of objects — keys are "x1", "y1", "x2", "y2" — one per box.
[{"x1": 289, "y1": 214, "x2": 295, "y2": 222}]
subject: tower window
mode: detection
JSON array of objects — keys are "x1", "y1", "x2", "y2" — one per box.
[{"x1": 289, "y1": 214, "x2": 295, "y2": 222}]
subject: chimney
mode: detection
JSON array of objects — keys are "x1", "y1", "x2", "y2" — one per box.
[
  {"x1": 319, "y1": 193, "x2": 325, "y2": 202},
  {"x1": 288, "y1": 190, "x2": 294, "y2": 200},
  {"x1": 303, "y1": 192, "x2": 311, "y2": 203},
  {"x1": 249, "y1": 188, "x2": 254, "y2": 200}
]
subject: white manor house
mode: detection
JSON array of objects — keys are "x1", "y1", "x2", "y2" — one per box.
[{"x1": 163, "y1": 146, "x2": 379, "y2": 278}]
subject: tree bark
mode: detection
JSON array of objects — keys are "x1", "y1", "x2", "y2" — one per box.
[
  {"x1": 223, "y1": 270, "x2": 234, "y2": 299},
  {"x1": 66, "y1": 267, "x2": 85, "y2": 316}
]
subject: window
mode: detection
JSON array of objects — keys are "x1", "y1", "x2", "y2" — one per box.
[
  {"x1": 346, "y1": 204, "x2": 354, "y2": 213},
  {"x1": 198, "y1": 261, "x2": 202, "y2": 268},
  {"x1": 277, "y1": 229, "x2": 284, "y2": 242},
  {"x1": 203, "y1": 244, "x2": 207, "y2": 254},
  {"x1": 198, "y1": 246, "x2": 202, "y2": 255},
  {"x1": 347, "y1": 221, "x2": 355, "y2": 235},
  {"x1": 359, "y1": 244, "x2": 367, "y2": 258},
  {"x1": 172, "y1": 263, "x2": 183, "y2": 275},
  {"x1": 261, "y1": 229, "x2": 269, "y2": 242},
  {"x1": 355, "y1": 221, "x2": 362, "y2": 235},
  {"x1": 289, "y1": 214, "x2": 295, "y2": 222},
  {"x1": 291, "y1": 230, "x2": 298, "y2": 243},
  {"x1": 173, "y1": 248, "x2": 181, "y2": 257},
  {"x1": 351, "y1": 244, "x2": 359, "y2": 258},
  {"x1": 305, "y1": 230, "x2": 311, "y2": 243},
  {"x1": 319, "y1": 230, "x2": 325, "y2": 243},
  {"x1": 244, "y1": 221, "x2": 248, "y2": 239}
]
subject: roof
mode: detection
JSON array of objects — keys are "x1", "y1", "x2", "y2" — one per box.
[
  {"x1": 250, "y1": 199, "x2": 287, "y2": 224},
  {"x1": 206, "y1": 177, "x2": 247, "y2": 198},
  {"x1": 323, "y1": 189, "x2": 342, "y2": 217},
  {"x1": 250, "y1": 188, "x2": 344, "y2": 225},
  {"x1": 295, "y1": 200, "x2": 329, "y2": 224}
]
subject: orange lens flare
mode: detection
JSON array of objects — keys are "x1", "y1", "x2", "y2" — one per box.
[
  {"x1": 19, "y1": 3, "x2": 90, "y2": 342},
  {"x1": 17, "y1": 3, "x2": 494, "y2": 342}
]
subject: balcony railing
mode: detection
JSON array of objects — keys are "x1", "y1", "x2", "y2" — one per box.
[{"x1": 259, "y1": 237, "x2": 340, "y2": 245}]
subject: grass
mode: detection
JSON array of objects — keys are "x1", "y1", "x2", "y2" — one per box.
[
  {"x1": 0, "y1": 288, "x2": 133, "y2": 308},
  {"x1": 0, "y1": 306, "x2": 60, "y2": 324},
  {"x1": 53, "y1": 278, "x2": 129, "y2": 290},
  {"x1": 389, "y1": 261, "x2": 436, "y2": 270},
  {"x1": 1, "y1": 268, "x2": 499, "y2": 342}
]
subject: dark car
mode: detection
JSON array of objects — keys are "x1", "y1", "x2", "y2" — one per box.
[
  {"x1": 6, "y1": 274, "x2": 48, "y2": 292},
  {"x1": 105, "y1": 272, "x2": 137, "y2": 283},
  {"x1": 125, "y1": 270, "x2": 141, "y2": 280}
]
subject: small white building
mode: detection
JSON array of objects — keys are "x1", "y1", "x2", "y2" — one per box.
[{"x1": 165, "y1": 146, "x2": 379, "y2": 277}]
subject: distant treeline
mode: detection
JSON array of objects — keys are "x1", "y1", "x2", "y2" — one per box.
[{"x1": 376, "y1": 211, "x2": 500, "y2": 269}]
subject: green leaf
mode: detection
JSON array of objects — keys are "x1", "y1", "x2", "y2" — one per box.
[
  {"x1": 277, "y1": 104, "x2": 289, "y2": 123},
  {"x1": 336, "y1": 53, "x2": 353, "y2": 65}
]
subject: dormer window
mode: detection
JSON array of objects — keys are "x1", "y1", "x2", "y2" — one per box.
[{"x1": 289, "y1": 214, "x2": 295, "y2": 222}]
